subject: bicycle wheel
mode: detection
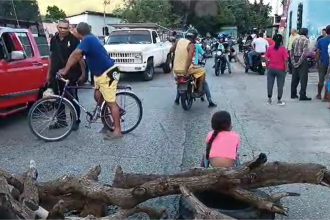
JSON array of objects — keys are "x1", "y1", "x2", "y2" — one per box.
[
  {"x1": 28, "y1": 96, "x2": 77, "y2": 142},
  {"x1": 101, "y1": 91, "x2": 143, "y2": 134}
]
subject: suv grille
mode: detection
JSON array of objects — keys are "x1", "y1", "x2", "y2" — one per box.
[{"x1": 109, "y1": 52, "x2": 142, "y2": 63}]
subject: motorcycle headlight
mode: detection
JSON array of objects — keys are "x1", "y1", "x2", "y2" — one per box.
[
  {"x1": 216, "y1": 51, "x2": 222, "y2": 56},
  {"x1": 206, "y1": 45, "x2": 211, "y2": 49}
]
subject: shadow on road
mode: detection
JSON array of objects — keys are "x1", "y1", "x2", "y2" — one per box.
[{"x1": 0, "y1": 111, "x2": 27, "y2": 129}]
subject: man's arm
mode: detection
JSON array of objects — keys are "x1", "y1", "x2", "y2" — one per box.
[
  {"x1": 251, "y1": 39, "x2": 256, "y2": 50},
  {"x1": 62, "y1": 37, "x2": 89, "y2": 75},
  {"x1": 47, "y1": 37, "x2": 54, "y2": 82},
  {"x1": 170, "y1": 39, "x2": 178, "y2": 53},
  {"x1": 185, "y1": 43, "x2": 195, "y2": 73},
  {"x1": 62, "y1": 49, "x2": 83, "y2": 74},
  {"x1": 316, "y1": 39, "x2": 321, "y2": 66},
  {"x1": 296, "y1": 38, "x2": 310, "y2": 67}
]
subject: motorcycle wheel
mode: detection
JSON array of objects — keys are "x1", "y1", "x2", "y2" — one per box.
[
  {"x1": 181, "y1": 92, "x2": 193, "y2": 111},
  {"x1": 220, "y1": 62, "x2": 226, "y2": 74},
  {"x1": 215, "y1": 62, "x2": 220, "y2": 76},
  {"x1": 259, "y1": 68, "x2": 265, "y2": 75}
]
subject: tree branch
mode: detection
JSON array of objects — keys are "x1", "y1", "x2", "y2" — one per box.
[{"x1": 180, "y1": 185, "x2": 235, "y2": 219}]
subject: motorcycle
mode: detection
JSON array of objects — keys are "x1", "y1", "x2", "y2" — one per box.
[
  {"x1": 202, "y1": 38, "x2": 213, "y2": 58},
  {"x1": 176, "y1": 58, "x2": 207, "y2": 110},
  {"x1": 214, "y1": 50, "x2": 227, "y2": 76},
  {"x1": 243, "y1": 47, "x2": 266, "y2": 75}
]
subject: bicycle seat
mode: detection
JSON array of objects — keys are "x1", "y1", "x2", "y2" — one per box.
[{"x1": 117, "y1": 85, "x2": 132, "y2": 90}]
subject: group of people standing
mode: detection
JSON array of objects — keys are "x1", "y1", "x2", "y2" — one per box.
[{"x1": 264, "y1": 25, "x2": 330, "y2": 106}]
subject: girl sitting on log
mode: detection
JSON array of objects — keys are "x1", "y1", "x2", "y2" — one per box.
[{"x1": 203, "y1": 111, "x2": 241, "y2": 168}]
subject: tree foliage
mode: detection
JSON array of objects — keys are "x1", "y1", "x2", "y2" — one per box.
[
  {"x1": 114, "y1": 0, "x2": 272, "y2": 33},
  {"x1": 45, "y1": 5, "x2": 66, "y2": 22},
  {"x1": 0, "y1": 0, "x2": 40, "y2": 21}
]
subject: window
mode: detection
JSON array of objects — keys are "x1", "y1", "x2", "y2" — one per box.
[
  {"x1": 289, "y1": 11, "x2": 293, "y2": 33},
  {"x1": 297, "y1": 3, "x2": 303, "y2": 31},
  {"x1": 152, "y1": 31, "x2": 158, "y2": 44},
  {"x1": 14, "y1": 33, "x2": 34, "y2": 58},
  {"x1": 0, "y1": 42, "x2": 5, "y2": 60}
]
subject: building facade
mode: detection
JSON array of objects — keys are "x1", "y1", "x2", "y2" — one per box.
[
  {"x1": 66, "y1": 11, "x2": 122, "y2": 37},
  {"x1": 286, "y1": 0, "x2": 329, "y2": 45}
]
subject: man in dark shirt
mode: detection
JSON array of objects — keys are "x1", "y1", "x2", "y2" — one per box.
[
  {"x1": 316, "y1": 29, "x2": 326, "y2": 42},
  {"x1": 47, "y1": 20, "x2": 86, "y2": 130}
]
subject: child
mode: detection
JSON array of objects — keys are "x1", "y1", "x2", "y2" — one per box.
[{"x1": 204, "y1": 111, "x2": 240, "y2": 168}]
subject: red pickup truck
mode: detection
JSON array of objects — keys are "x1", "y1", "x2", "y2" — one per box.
[{"x1": 0, "y1": 27, "x2": 48, "y2": 116}]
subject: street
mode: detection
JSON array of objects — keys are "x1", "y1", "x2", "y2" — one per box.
[{"x1": 1, "y1": 59, "x2": 330, "y2": 219}]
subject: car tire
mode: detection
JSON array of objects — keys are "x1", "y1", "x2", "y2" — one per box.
[
  {"x1": 163, "y1": 53, "x2": 173, "y2": 74},
  {"x1": 178, "y1": 189, "x2": 275, "y2": 220},
  {"x1": 142, "y1": 59, "x2": 155, "y2": 81}
]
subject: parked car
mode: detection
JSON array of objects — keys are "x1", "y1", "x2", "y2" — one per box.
[
  {"x1": 0, "y1": 27, "x2": 48, "y2": 116},
  {"x1": 104, "y1": 23, "x2": 173, "y2": 81}
]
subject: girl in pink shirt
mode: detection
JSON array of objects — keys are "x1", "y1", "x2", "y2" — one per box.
[
  {"x1": 205, "y1": 111, "x2": 240, "y2": 168},
  {"x1": 265, "y1": 34, "x2": 288, "y2": 106}
]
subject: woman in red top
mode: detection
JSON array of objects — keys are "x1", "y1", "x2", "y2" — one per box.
[{"x1": 265, "y1": 34, "x2": 288, "y2": 106}]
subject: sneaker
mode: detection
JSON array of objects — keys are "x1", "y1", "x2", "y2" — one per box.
[
  {"x1": 266, "y1": 98, "x2": 272, "y2": 105},
  {"x1": 277, "y1": 100, "x2": 286, "y2": 106},
  {"x1": 72, "y1": 120, "x2": 81, "y2": 131},
  {"x1": 208, "y1": 102, "x2": 217, "y2": 108}
]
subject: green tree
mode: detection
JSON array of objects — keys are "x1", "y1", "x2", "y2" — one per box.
[
  {"x1": 45, "y1": 5, "x2": 66, "y2": 22},
  {"x1": 0, "y1": 0, "x2": 41, "y2": 21},
  {"x1": 114, "y1": 0, "x2": 180, "y2": 27}
]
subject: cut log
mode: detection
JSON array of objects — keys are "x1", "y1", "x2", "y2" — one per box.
[{"x1": 0, "y1": 153, "x2": 330, "y2": 219}]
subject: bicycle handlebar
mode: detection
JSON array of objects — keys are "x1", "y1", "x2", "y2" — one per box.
[{"x1": 56, "y1": 73, "x2": 70, "y2": 83}]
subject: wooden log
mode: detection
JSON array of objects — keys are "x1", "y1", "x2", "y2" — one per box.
[{"x1": 180, "y1": 185, "x2": 235, "y2": 219}]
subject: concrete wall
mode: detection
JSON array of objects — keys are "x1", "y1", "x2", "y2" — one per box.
[{"x1": 66, "y1": 13, "x2": 122, "y2": 37}]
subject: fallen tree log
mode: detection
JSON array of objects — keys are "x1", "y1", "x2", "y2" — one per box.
[{"x1": 0, "y1": 153, "x2": 329, "y2": 220}]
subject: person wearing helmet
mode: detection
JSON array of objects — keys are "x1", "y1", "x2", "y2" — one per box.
[{"x1": 171, "y1": 29, "x2": 205, "y2": 97}]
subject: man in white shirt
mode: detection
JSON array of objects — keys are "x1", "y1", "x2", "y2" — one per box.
[{"x1": 248, "y1": 33, "x2": 269, "y2": 66}]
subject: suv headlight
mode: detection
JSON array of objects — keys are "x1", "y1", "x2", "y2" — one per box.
[{"x1": 134, "y1": 54, "x2": 142, "y2": 63}]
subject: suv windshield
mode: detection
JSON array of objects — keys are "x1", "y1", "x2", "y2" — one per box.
[{"x1": 106, "y1": 30, "x2": 152, "y2": 44}]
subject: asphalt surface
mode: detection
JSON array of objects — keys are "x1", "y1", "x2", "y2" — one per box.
[{"x1": 1, "y1": 57, "x2": 330, "y2": 219}]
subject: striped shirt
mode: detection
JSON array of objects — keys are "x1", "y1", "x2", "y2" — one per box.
[{"x1": 290, "y1": 35, "x2": 309, "y2": 67}]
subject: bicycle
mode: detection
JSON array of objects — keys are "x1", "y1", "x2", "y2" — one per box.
[{"x1": 28, "y1": 73, "x2": 143, "y2": 142}]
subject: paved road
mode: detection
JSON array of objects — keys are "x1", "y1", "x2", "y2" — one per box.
[{"x1": 1, "y1": 58, "x2": 330, "y2": 219}]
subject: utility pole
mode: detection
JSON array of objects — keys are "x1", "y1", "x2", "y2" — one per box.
[
  {"x1": 11, "y1": 0, "x2": 20, "y2": 27},
  {"x1": 103, "y1": 0, "x2": 111, "y2": 28}
]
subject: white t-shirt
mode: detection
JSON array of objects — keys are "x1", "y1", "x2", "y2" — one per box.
[{"x1": 252, "y1": 37, "x2": 269, "y2": 53}]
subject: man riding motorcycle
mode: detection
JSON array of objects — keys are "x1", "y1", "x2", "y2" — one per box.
[
  {"x1": 171, "y1": 29, "x2": 205, "y2": 97},
  {"x1": 214, "y1": 35, "x2": 232, "y2": 74},
  {"x1": 248, "y1": 33, "x2": 269, "y2": 67}
]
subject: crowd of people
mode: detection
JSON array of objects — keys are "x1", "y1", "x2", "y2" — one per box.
[{"x1": 239, "y1": 26, "x2": 330, "y2": 106}]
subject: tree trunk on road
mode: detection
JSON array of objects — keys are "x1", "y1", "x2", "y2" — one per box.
[{"x1": 0, "y1": 153, "x2": 330, "y2": 219}]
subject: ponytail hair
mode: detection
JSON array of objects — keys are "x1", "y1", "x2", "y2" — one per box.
[
  {"x1": 273, "y1": 34, "x2": 283, "y2": 50},
  {"x1": 206, "y1": 130, "x2": 220, "y2": 160},
  {"x1": 205, "y1": 111, "x2": 232, "y2": 160}
]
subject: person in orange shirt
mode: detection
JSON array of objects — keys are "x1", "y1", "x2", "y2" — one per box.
[{"x1": 265, "y1": 35, "x2": 275, "y2": 46}]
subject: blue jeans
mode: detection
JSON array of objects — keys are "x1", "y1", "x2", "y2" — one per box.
[
  {"x1": 248, "y1": 50, "x2": 258, "y2": 65},
  {"x1": 225, "y1": 54, "x2": 231, "y2": 72},
  {"x1": 176, "y1": 81, "x2": 212, "y2": 102}
]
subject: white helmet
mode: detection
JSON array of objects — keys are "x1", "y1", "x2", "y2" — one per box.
[{"x1": 43, "y1": 88, "x2": 54, "y2": 98}]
